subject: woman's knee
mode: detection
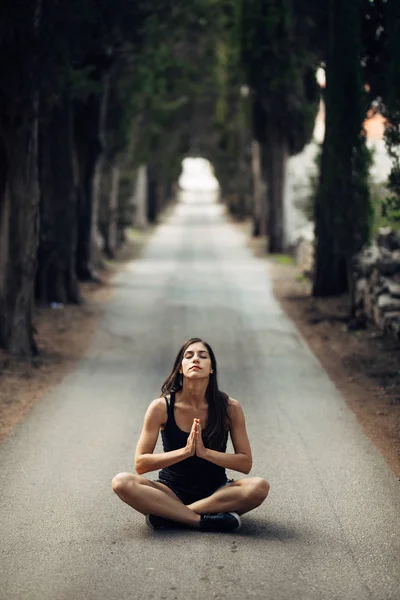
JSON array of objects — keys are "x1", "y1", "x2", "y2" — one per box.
[
  {"x1": 112, "y1": 472, "x2": 139, "y2": 495},
  {"x1": 246, "y1": 477, "x2": 270, "y2": 506}
]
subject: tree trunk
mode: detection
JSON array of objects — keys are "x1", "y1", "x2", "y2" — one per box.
[
  {"x1": 262, "y1": 123, "x2": 288, "y2": 253},
  {"x1": 0, "y1": 0, "x2": 42, "y2": 355},
  {"x1": 117, "y1": 166, "x2": 136, "y2": 244},
  {"x1": 0, "y1": 118, "x2": 40, "y2": 355},
  {"x1": 74, "y1": 95, "x2": 102, "y2": 281},
  {"x1": 312, "y1": 132, "x2": 348, "y2": 296},
  {"x1": 236, "y1": 116, "x2": 252, "y2": 221},
  {"x1": 99, "y1": 158, "x2": 120, "y2": 258},
  {"x1": 251, "y1": 140, "x2": 266, "y2": 237},
  {"x1": 36, "y1": 95, "x2": 80, "y2": 305},
  {"x1": 147, "y1": 164, "x2": 159, "y2": 223},
  {"x1": 134, "y1": 165, "x2": 148, "y2": 229},
  {"x1": 90, "y1": 73, "x2": 110, "y2": 269},
  {"x1": 108, "y1": 164, "x2": 120, "y2": 255},
  {"x1": 0, "y1": 139, "x2": 9, "y2": 276},
  {"x1": 312, "y1": 0, "x2": 366, "y2": 297},
  {"x1": 157, "y1": 181, "x2": 166, "y2": 214}
]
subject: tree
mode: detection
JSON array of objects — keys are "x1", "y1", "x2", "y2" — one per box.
[
  {"x1": 0, "y1": 0, "x2": 42, "y2": 354},
  {"x1": 313, "y1": 0, "x2": 372, "y2": 298},
  {"x1": 0, "y1": 0, "x2": 173, "y2": 353},
  {"x1": 240, "y1": 0, "x2": 320, "y2": 251},
  {"x1": 381, "y1": 0, "x2": 400, "y2": 226}
]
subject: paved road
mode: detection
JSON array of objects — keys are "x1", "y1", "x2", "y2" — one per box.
[{"x1": 1, "y1": 190, "x2": 399, "y2": 600}]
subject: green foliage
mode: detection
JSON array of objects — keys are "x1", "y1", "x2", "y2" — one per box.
[
  {"x1": 369, "y1": 180, "x2": 400, "y2": 231},
  {"x1": 313, "y1": 0, "x2": 373, "y2": 297},
  {"x1": 240, "y1": 0, "x2": 320, "y2": 155},
  {"x1": 293, "y1": 144, "x2": 322, "y2": 222},
  {"x1": 383, "y1": 112, "x2": 400, "y2": 223},
  {"x1": 381, "y1": 0, "x2": 400, "y2": 227},
  {"x1": 273, "y1": 254, "x2": 295, "y2": 265}
]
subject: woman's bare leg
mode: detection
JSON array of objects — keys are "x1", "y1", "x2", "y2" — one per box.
[
  {"x1": 112, "y1": 472, "x2": 201, "y2": 527},
  {"x1": 187, "y1": 477, "x2": 270, "y2": 516}
]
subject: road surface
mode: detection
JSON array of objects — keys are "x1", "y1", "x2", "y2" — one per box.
[{"x1": 1, "y1": 190, "x2": 399, "y2": 600}]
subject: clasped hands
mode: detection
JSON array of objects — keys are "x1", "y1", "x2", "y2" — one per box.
[{"x1": 185, "y1": 418, "x2": 207, "y2": 458}]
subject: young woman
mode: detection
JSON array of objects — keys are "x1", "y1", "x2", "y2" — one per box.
[{"x1": 112, "y1": 338, "x2": 270, "y2": 531}]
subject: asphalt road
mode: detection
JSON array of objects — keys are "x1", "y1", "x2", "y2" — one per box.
[{"x1": 1, "y1": 190, "x2": 400, "y2": 600}]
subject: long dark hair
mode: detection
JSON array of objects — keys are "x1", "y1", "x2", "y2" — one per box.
[{"x1": 161, "y1": 337, "x2": 230, "y2": 450}]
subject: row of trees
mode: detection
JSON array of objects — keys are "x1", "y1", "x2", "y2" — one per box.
[
  {"x1": 228, "y1": 0, "x2": 399, "y2": 299},
  {"x1": 0, "y1": 1, "x2": 232, "y2": 355},
  {"x1": 239, "y1": 0, "x2": 400, "y2": 299},
  {"x1": 1, "y1": 0, "x2": 399, "y2": 356}
]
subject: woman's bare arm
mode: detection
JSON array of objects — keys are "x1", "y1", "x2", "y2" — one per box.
[
  {"x1": 134, "y1": 398, "x2": 195, "y2": 475},
  {"x1": 196, "y1": 399, "x2": 252, "y2": 474}
]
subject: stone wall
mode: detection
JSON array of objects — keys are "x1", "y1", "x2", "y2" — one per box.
[
  {"x1": 292, "y1": 223, "x2": 314, "y2": 276},
  {"x1": 355, "y1": 228, "x2": 400, "y2": 340},
  {"x1": 292, "y1": 225, "x2": 400, "y2": 340}
]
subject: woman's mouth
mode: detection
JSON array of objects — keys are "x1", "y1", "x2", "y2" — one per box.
[{"x1": 190, "y1": 366, "x2": 200, "y2": 371}]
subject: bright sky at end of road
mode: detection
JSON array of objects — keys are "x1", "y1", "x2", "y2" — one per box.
[{"x1": 179, "y1": 157, "x2": 220, "y2": 192}]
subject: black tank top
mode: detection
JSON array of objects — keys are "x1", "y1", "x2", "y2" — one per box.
[{"x1": 158, "y1": 392, "x2": 228, "y2": 497}]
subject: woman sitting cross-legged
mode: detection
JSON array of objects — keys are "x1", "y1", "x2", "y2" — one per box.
[{"x1": 112, "y1": 337, "x2": 270, "y2": 532}]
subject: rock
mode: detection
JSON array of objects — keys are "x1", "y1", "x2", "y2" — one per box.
[
  {"x1": 373, "y1": 303, "x2": 385, "y2": 329},
  {"x1": 293, "y1": 224, "x2": 314, "y2": 274},
  {"x1": 394, "y1": 232, "x2": 400, "y2": 250},
  {"x1": 377, "y1": 294, "x2": 400, "y2": 312},
  {"x1": 293, "y1": 222, "x2": 314, "y2": 243},
  {"x1": 371, "y1": 274, "x2": 389, "y2": 298},
  {"x1": 377, "y1": 227, "x2": 400, "y2": 251},
  {"x1": 355, "y1": 278, "x2": 367, "y2": 309},
  {"x1": 380, "y1": 246, "x2": 393, "y2": 259},
  {"x1": 376, "y1": 258, "x2": 400, "y2": 276},
  {"x1": 295, "y1": 238, "x2": 314, "y2": 275},
  {"x1": 364, "y1": 289, "x2": 375, "y2": 321},
  {"x1": 387, "y1": 280, "x2": 400, "y2": 298},
  {"x1": 373, "y1": 284, "x2": 389, "y2": 299},
  {"x1": 370, "y1": 268, "x2": 383, "y2": 287},
  {"x1": 356, "y1": 244, "x2": 382, "y2": 276},
  {"x1": 383, "y1": 312, "x2": 400, "y2": 339},
  {"x1": 359, "y1": 243, "x2": 381, "y2": 261},
  {"x1": 353, "y1": 237, "x2": 400, "y2": 341}
]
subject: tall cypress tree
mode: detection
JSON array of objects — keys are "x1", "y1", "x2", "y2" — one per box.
[
  {"x1": 313, "y1": 0, "x2": 372, "y2": 298},
  {"x1": 382, "y1": 0, "x2": 400, "y2": 225},
  {"x1": 240, "y1": 0, "x2": 319, "y2": 252}
]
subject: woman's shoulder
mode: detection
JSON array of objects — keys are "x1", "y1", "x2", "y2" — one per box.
[
  {"x1": 146, "y1": 396, "x2": 168, "y2": 416},
  {"x1": 226, "y1": 397, "x2": 244, "y2": 419},
  {"x1": 227, "y1": 396, "x2": 241, "y2": 408}
]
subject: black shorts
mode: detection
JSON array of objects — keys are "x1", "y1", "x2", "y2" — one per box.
[{"x1": 155, "y1": 478, "x2": 235, "y2": 505}]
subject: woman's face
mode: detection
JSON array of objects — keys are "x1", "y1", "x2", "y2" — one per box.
[{"x1": 181, "y1": 342, "x2": 213, "y2": 380}]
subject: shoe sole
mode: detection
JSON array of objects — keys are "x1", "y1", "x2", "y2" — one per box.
[
  {"x1": 229, "y1": 512, "x2": 242, "y2": 532},
  {"x1": 146, "y1": 515, "x2": 155, "y2": 529},
  {"x1": 147, "y1": 513, "x2": 242, "y2": 532}
]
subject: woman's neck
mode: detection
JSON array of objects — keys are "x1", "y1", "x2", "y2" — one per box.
[{"x1": 178, "y1": 380, "x2": 208, "y2": 408}]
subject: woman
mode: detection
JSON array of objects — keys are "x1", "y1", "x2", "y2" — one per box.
[{"x1": 112, "y1": 338, "x2": 270, "y2": 531}]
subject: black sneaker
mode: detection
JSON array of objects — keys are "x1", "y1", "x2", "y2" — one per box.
[
  {"x1": 199, "y1": 512, "x2": 241, "y2": 532},
  {"x1": 146, "y1": 514, "x2": 177, "y2": 530}
]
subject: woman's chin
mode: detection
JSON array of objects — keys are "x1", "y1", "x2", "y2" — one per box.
[{"x1": 186, "y1": 371, "x2": 207, "y2": 380}]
